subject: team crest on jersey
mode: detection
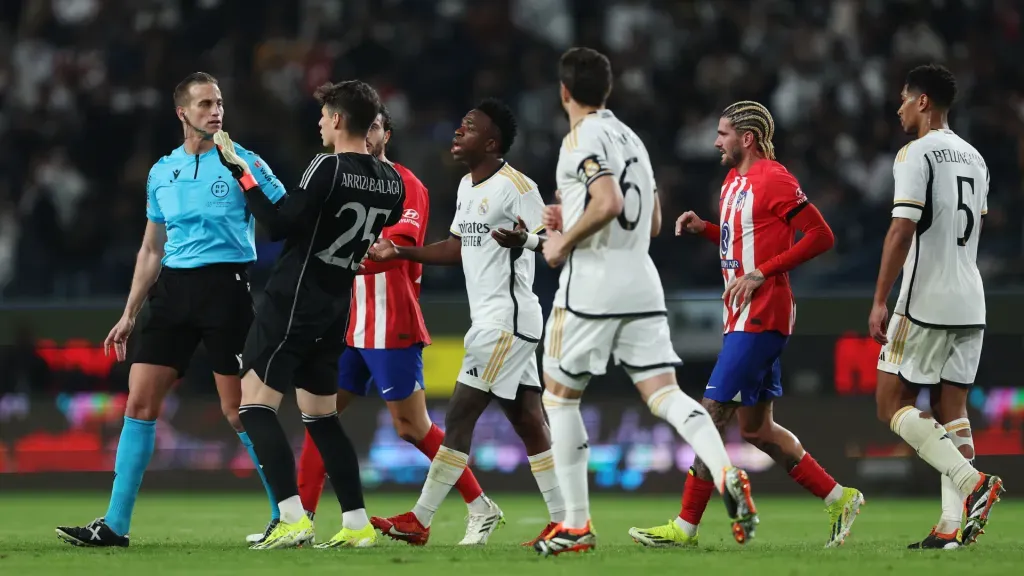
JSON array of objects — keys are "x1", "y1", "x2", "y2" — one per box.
[
  {"x1": 733, "y1": 190, "x2": 748, "y2": 210},
  {"x1": 582, "y1": 157, "x2": 601, "y2": 178},
  {"x1": 211, "y1": 180, "x2": 230, "y2": 198},
  {"x1": 478, "y1": 198, "x2": 489, "y2": 215}
]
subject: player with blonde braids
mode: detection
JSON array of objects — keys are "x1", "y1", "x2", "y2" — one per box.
[{"x1": 630, "y1": 99, "x2": 864, "y2": 549}]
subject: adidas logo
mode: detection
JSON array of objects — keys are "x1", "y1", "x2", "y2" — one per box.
[
  {"x1": 466, "y1": 367, "x2": 479, "y2": 378},
  {"x1": 684, "y1": 409, "x2": 706, "y2": 422}
]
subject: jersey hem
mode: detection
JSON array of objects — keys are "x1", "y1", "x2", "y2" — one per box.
[{"x1": 904, "y1": 312, "x2": 985, "y2": 331}]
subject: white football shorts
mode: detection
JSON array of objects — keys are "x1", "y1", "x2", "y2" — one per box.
[
  {"x1": 542, "y1": 307, "x2": 681, "y2": 390},
  {"x1": 457, "y1": 326, "x2": 541, "y2": 400},
  {"x1": 877, "y1": 314, "x2": 984, "y2": 386}
]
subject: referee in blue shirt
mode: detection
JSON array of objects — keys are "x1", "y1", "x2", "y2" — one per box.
[{"x1": 57, "y1": 73, "x2": 284, "y2": 547}]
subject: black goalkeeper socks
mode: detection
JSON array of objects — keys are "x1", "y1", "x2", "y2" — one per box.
[
  {"x1": 303, "y1": 412, "x2": 366, "y2": 512},
  {"x1": 238, "y1": 404, "x2": 299, "y2": 504}
]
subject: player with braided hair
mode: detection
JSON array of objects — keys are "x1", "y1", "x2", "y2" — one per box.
[
  {"x1": 629, "y1": 101, "x2": 865, "y2": 549},
  {"x1": 722, "y1": 101, "x2": 776, "y2": 160}
]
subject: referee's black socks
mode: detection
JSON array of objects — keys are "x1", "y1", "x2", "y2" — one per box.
[
  {"x1": 237, "y1": 404, "x2": 304, "y2": 523},
  {"x1": 303, "y1": 412, "x2": 366, "y2": 515}
]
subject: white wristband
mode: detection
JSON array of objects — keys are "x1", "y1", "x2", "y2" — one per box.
[{"x1": 523, "y1": 233, "x2": 540, "y2": 251}]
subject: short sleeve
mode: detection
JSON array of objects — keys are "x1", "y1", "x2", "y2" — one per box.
[
  {"x1": 450, "y1": 184, "x2": 465, "y2": 237},
  {"x1": 386, "y1": 175, "x2": 427, "y2": 243},
  {"x1": 764, "y1": 167, "x2": 809, "y2": 222},
  {"x1": 146, "y1": 166, "x2": 165, "y2": 224},
  {"x1": 241, "y1": 150, "x2": 286, "y2": 203},
  {"x1": 892, "y1": 144, "x2": 929, "y2": 222},
  {"x1": 508, "y1": 186, "x2": 545, "y2": 234},
  {"x1": 982, "y1": 169, "x2": 989, "y2": 217},
  {"x1": 572, "y1": 125, "x2": 620, "y2": 189}
]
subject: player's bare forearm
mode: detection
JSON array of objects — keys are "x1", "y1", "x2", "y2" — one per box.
[
  {"x1": 651, "y1": 194, "x2": 662, "y2": 237},
  {"x1": 399, "y1": 236, "x2": 462, "y2": 265},
  {"x1": 124, "y1": 222, "x2": 166, "y2": 319},
  {"x1": 873, "y1": 218, "x2": 916, "y2": 305},
  {"x1": 561, "y1": 176, "x2": 623, "y2": 248},
  {"x1": 360, "y1": 235, "x2": 415, "y2": 274}
]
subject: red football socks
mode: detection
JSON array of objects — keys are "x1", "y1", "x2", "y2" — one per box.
[
  {"x1": 297, "y1": 429, "x2": 326, "y2": 513},
  {"x1": 417, "y1": 424, "x2": 484, "y2": 503},
  {"x1": 788, "y1": 452, "x2": 838, "y2": 499},
  {"x1": 678, "y1": 468, "x2": 715, "y2": 525}
]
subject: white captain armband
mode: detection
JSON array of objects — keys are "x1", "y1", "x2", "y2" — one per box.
[{"x1": 524, "y1": 233, "x2": 541, "y2": 251}]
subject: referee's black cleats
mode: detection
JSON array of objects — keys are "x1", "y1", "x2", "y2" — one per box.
[{"x1": 56, "y1": 518, "x2": 130, "y2": 548}]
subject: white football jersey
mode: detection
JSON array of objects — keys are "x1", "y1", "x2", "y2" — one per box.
[
  {"x1": 891, "y1": 129, "x2": 988, "y2": 327},
  {"x1": 554, "y1": 109, "x2": 666, "y2": 316},
  {"x1": 450, "y1": 163, "x2": 545, "y2": 339}
]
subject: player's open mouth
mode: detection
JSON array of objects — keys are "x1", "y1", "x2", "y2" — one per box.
[{"x1": 451, "y1": 144, "x2": 462, "y2": 153}]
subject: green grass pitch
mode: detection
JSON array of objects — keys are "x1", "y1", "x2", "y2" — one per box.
[{"x1": 2, "y1": 492, "x2": 1022, "y2": 574}]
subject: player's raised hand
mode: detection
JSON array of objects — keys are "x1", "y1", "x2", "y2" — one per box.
[
  {"x1": 369, "y1": 237, "x2": 399, "y2": 262},
  {"x1": 723, "y1": 270, "x2": 765, "y2": 312},
  {"x1": 104, "y1": 315, "x2": 136, "y2": 362},
  {"x1": 492, "y1": 216, "x2": 528, "y2": 248},
  {"x1": 676, "y1": 211, "x2": 705, "y2": 235},
  {"x1": 542, "y1": 231, "x2": 569, "y2": 268},
  {"x1": 869, "y1": 302, "x2": 889, "y2": 345},
  {"x1": 213, "y1": 131, "x2": 251, "y2": 179},
  {"x1": 542, "y1": 204, "x2": 563, "y2": 233}
]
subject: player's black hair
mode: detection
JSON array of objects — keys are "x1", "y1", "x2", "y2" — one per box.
[
  {"x1": 558, "y1": 47, "x2": 613, "y2": 108},
  {"x1": 314, "y1": 80, "x2": 382, "y2": 135},
  {"x1": 474, "y1": 98, "x2": 518, "y2": 155},
  {"x1": 380, "y1": 103, "x2": 393, "y2": 133},
  {"x1": 173, "y1": 72, "x2": 218, "y2": 107},
  {"x1": 722, "y1": 100, "x2": 776, "y2": 161},
  {"x1": 905, "y1": 64, "x2": 957, "y2": 110}
]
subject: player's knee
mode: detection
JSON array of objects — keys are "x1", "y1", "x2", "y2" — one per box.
[
  {"x1": 739, "y1": 427, "x2": 767, "y2": 447},
  {"x1": 124, "y1": 396, "x2": 161, "y2": 421},
  {"x1": 222, "y1": 403, "x2": 244, "y2": 431},
  {"x1": 392, "y1": 416, "x2": 427, "y2": 445}
]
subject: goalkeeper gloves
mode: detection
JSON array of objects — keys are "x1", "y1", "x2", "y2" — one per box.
[{"x1": 213, "y1": 131, "x2": 258, "y2": 190}]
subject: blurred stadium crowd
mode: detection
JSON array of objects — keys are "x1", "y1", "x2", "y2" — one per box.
[{"x1": 1, "y1": 0, "x2": 1022, "y2": 301}]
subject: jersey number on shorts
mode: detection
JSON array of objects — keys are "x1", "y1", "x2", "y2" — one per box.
[
  {"x1": 956, "y1": 176, "x2": 975, "y2": 246},
  {"x1": 617, "y1": 157, "x2": 642, "y2": 230},
  {"x1": 314, "y1": 202, "x2": 393, "y2": 271}
]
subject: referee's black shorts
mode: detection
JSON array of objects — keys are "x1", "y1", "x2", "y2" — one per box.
[
  {"x1": 134, "y1": 263, "x2": 254, "y2": 377},
  {"x1": 241, "y1": 292, "x2": 348, "y2": 396}
]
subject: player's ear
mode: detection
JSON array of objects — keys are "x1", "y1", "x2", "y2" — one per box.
[
  {"x1": 742, "y1": 130, "x2": 755, "y2": 149},
  {"x1": 383, "y1": 130, "x2": 391, "y2": 147},
  {"x1": 559, "y1": 83, "x2": 570, "y2": 105}
]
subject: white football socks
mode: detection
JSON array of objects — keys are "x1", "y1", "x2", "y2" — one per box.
[
  {"x1": 529, "y1": 449, "x2": 566, "y2": 523},
  {"x1": 278, "y1": 495, "x2": 305, "y2": 524},
  {"x1": 938, "y1": 418, "x2": 974, "y2": 534},
  {"x1": 647, "y1": 386, "x2": 730, "y2": 491},
  {"x1": 342, "y1": 508, "x2": 369, "y2": 530},
  {"x1": 543, "y1": 391, "x2": 590, "y2": 530},
  {"x1": 411, "y1": 446, "x2": 468, "y2": 527},
  {"x1": 891, "y1": 407, "x2": 980, "y2": 494}
]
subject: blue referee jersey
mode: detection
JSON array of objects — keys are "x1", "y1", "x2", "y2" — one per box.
[{"x1": 146, "y1": 143, "x2": 285, "y2": 268}]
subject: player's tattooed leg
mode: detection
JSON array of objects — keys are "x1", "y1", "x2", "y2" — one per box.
[{"x1": 690, "y1": 398, "x2": 736, "y2": 481}]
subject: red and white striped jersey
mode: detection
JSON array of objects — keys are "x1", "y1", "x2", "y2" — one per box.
[
  {"x1": 346, "y1": 162, "x2": 431, "y2": 349},
  {"x1": 718, "y1": 159, "x2": 808, "y2": 335}
]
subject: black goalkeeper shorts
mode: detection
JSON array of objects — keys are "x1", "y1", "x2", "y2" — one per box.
[
  {"x1": 134, "y1": 263, "x2": 254, "y2": 377},
  {"x1": 241, "y1": 292, "x2": 348, "y2": 396}
]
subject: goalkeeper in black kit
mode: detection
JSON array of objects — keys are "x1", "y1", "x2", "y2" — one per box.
[{"x1": 212, "y1": 80, "x2": 405, "y2": 550}]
